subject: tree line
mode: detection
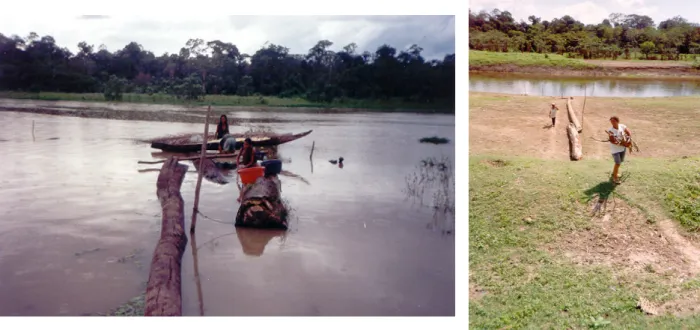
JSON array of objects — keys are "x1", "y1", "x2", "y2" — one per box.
[
  {"x1": 469, "y1": 9, "x2": 700, "y2": 60},
  {"x1": 0, "y1": 33, "x2": 455, "y2": 106}
]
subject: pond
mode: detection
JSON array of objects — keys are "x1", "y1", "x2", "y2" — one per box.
[
  {"x1": 469, "y1": 73, "x2": 700, "y2": 97},
  {"x1": 0, "y1": 108, "x2": 455, "y2": 316}
]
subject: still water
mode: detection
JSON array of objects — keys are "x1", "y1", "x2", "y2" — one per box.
[
  {"x1": 469, "y1": 73, "x2": 700, "y2": 97},
  {"x1": 0, "y1": 109, "x2": 455, "y2": 316}
]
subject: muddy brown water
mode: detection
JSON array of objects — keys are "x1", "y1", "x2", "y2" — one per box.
[{"x1": 0, "y1": 110, "x2": 455, "y2": 316}]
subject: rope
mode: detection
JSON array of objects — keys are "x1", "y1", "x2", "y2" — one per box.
[{"x1": 195, "y1": 209, "x2": 234, "y2": 225}]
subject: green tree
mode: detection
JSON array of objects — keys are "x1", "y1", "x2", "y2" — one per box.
[{"x1": 640, "y1": 41, "x2": 656, "y2": 58}]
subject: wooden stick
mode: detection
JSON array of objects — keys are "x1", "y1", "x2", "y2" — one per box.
[
  {"x1": 191, "y1": 105, "x2": 212, "y2": 233},
  {"x1": 137, "y1": 152, "x2": 238, "y2": 165},
  {"x1": 581, "y1": 85, "x2": 588, "y2": 132},
  {"x1": 144, "y1": 157, "x2": 188, "y2": 316},
  {"x1": 309, "y1": 141, "x2": 315, "y2": 160},
  {"x1": 309, "y1": 141, "x2": 315, "y2": 173},
  {"x1": 190, "y1": 233, "x2": 205, "y2": 316}
]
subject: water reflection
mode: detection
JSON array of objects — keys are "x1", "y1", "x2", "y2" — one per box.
[
  {"x1": 470, "y1": 73, "x2": 700, "y2": 97},
  {"x1": 236, "y1": 228, "x2": 287, "y2": 257}
]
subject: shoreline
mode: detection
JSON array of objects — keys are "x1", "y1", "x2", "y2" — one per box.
[
  {"x1": 0, "y1": 92, "x2": 454, "y2": 115},
  {"x1": 469, "y1": 63, "x2": 700, "y2": 79},
  {"x1": 0, "y1": 98, "x2": 453, "y2": 124}
]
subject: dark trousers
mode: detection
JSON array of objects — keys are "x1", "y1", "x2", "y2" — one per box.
[{"x1": 551, "y1": 117, "x2": 556, "y2": 126}]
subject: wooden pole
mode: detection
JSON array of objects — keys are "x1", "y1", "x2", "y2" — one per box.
[
  {"x1": 581, "y1": 86, "x2": 588, "y2": 132},
  {"x1": 309, "y1": 141, "x2": 315, "y2": 173},
  {"x1": 32, "y1": 120, "x2": 35, "y2": 142},
  {"x1": 190, "y1": 105, "x2": 213, "y2": 233},
  {"x1": 144, "y1": 157, "x2": 188, "y2": 316},
  {"x1": 137, "y1": 152, "x2": 238, "y2": 165},
  {"x1": 189, "y1": 233, "x2": 205, "y2": 316}
]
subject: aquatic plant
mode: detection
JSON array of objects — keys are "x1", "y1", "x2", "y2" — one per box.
[{"x1": 404, "y1": 156, "x2": 455, "y2": 233}]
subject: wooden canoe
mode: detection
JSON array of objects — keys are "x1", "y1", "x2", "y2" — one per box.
[{"x1": 150, "y1": 130, "x2": 313, "y2": 153}]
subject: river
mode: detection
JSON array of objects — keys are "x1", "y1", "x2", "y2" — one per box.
[
  {"x1": 0, "y1": 109, "x2": 455, "y2": 316},
  {"x1": 469, "y1": 73, "x2": 700, "y2": 97}
]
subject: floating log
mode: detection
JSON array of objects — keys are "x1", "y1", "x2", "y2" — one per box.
[
  {"x1": 566, "y1": 97, "x2": 582, "y2": 133},
  {"x1": 192, "y1": 156, "x2": 229, "y2": 185},
  {"x1": 567, "y1": 123, "x2": 583, "y2": 161},
  {"x1": 144, "y1": 157, "x2": 189, "y2": 316},
  {"x1": 235, "y1": 175, "x2": 288, "y2": 230}
]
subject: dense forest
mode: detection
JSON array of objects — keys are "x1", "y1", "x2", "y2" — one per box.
[
  {"x1": 0, "y1": 33, "x2": 455, "y2": 106},
  {"x1": 469, "y1": 9, "x2": 700, "y2": 60}
]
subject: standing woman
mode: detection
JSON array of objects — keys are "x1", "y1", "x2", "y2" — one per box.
[{"x1": 215, "y1": 114, "x2": 230, "y2": 139}]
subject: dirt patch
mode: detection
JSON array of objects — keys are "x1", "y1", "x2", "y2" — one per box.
[
  {"x1": 550, "y1": 200, "x2": 700, "y2": 279},
  {"x1": 584, "y1": 60, "x2": 692, "y2": 69},
  {"x1": 470, "y1": 282, "x2": 487, "y2": 301},
  {"x1": 661, "y1": 291, "x2": 700, "y2": 317},
  {"x1": 484, "y1": 159, "x2": 509, "y2": 167},
  {"x1": 547, "y1": 197, "x2": 700, "y2": 317}
]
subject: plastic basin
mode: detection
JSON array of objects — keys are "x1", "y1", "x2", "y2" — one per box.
[
  {"x1": 261, "y1": 159, "x2": 282, "y2": 176},
  {"x1": 238, "y1": 166, "x2": 264, "y2": 185}
]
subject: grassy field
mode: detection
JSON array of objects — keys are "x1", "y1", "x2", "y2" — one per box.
[
  {"x1": 0, "y1": 91, "x2": 453, "y2": 113},
  {"x1": 470, "y1": 92, "x2": 700, "y2": 328},
  {"x1": 470, "y1": 155, "x2": 700, "y2": 329},
  {"x1": 469, "y1": 50, "x2": 596, "y2": 69}
]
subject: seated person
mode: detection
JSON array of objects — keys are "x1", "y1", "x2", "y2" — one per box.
[{"x1": 236, "y1": 138, "x2": 257, "y2": 169}]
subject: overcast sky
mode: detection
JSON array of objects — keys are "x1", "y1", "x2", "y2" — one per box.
[
  {"x1": 0, "y1": 15, "x2": 455, "y2": 60},
  {"x1": 470, "y1": 0, "x2": 700, "y2": 26}
]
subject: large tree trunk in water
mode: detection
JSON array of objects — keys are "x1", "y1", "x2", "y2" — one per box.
[
  {"x1": 567, "y1": 123, "x2": 583, "y2": 161},
  {"x1": 567, "y1": 97, "x2": 582, "y2": 133},
  {"x1": 235, "y1": 175, "x2": 288, "y2": 230},
  {"x1": 145, "y1": 157, "x2": 188, "y2": 316}
]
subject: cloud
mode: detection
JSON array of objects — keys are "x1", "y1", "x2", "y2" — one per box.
[
  {"x1": 77, "y1": 15, "x2": 109, "y2": 20},
  {"x1": 0, "y1": 16, "x2": 454, "y2": 59},
  {"x1": 560, "y1": 1, "x2": 610, "y2": 24}
]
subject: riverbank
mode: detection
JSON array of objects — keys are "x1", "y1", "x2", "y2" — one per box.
[
  {"x1": 469, "y1": 50, "x2": 700, "y2": 78},
  {"x1": 0, "y1": 91, "x2": 453, "y2": 114},
  {"x1": 470, "y1": 92, "x2": 700, "y2": 327}
]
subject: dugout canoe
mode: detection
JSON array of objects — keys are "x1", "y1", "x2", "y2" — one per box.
[{"x1": 150, "y1": 130, "x2": 313, "y2": 153}]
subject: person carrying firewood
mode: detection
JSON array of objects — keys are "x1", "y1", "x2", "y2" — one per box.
[{"x1": 606, "y1": 116, "x2": 632, "y2": 185}]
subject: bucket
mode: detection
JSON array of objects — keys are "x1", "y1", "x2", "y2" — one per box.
[
  {"x1": 238, "y1": 166, "x2": 264, "y2": 185},
  {"x1": 261, "y1": 159, "x2": 282, "y2": 176}
]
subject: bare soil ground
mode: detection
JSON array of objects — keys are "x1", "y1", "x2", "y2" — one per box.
[
  {"x1": 469, "y1": 92, "x2": 700, "y2": 160},
  {"x1": 584, "y1": 60, "x2": 693, "y2": 68}
]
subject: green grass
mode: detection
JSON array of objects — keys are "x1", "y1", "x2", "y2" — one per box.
[
  {"x1": 0, "y1": 91, "x2": 454, "y2": 113},
  {"x1": 469, "y1": 50, "x2": 596, "y2": 69},
  {"x1": 470, "y1": 155, "x2": 700, "y2": 329}
]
